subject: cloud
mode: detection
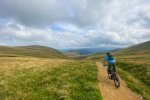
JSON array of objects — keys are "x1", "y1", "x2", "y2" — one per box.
[{"x1": 0, "y1": 0, "x2": 149, "y2": 48}]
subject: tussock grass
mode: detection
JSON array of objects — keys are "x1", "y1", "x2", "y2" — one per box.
[
  {"x1": 117, "y1": 61, "x2": 150, "y2": 86},
  {"x1": 117, "y1": 61, "x2": 150, "y2": 100},
  {"x1": 0, "y1": 57, "x2": 102, "y2": 100}
]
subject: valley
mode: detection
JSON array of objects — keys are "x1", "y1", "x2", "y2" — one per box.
[{"x1": 0, "y1": 41, "x2": 149, "y2": 100}]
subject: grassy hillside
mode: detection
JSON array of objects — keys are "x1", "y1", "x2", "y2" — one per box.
[
  {"x1": 0, "y1": 57, "x2": 102, "y2": 100},
  {"x1": 114, "y1": 41, "x2": 150, "y2": 100},
  {"x1": 116, "y1": 61, "x2": 150, "y2": 99},
  {"x1": 115, "y1": 41, "x2": 150, "y2": 55},
  {"x1": 0, "y1": 45, "x2": 66, "y2": 58},
  {"x1": 87, "y1": 41, "x2": 150, "y2": 60},
  {"x1": 0, "y1": 41, "x2": 149, "y2": 99},
  {"x1": 63, "y1": 50, "x2": 81, "y2": 57}
]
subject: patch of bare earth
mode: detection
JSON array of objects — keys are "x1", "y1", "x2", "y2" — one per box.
[{"x1": 96, "y1": 62, "x2": 142, "y2": 100}]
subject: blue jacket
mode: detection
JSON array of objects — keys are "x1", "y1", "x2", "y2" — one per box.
[{"x1": 104, "y1": 56, "x2": 116, "y2": 64}]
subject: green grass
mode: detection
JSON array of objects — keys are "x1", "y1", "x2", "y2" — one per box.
[
  {"x1": 117, "y1": 61, "x2": 150, "y2": 100},
  {"x1": 117, "y1": 61, "x2": 150, "y2": 86},
  {"x1": 0, "y1": 57, "x2": 102, "y2": 100},
  {"x1": 114, "y1": 41, "x2": 150, "y2": 100}
]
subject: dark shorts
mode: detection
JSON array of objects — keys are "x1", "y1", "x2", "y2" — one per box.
[{"x1": 108, "y1": 63, "x2": 116, "y2": 72}]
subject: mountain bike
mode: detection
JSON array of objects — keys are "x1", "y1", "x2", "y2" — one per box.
[{"x1": 108, "y1": 66, "x2": 120, "y2": 88}]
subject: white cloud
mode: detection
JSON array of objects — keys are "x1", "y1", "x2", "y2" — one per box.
[{"x1": 0, "y1": 0, "x2": 149, "y2": 48}]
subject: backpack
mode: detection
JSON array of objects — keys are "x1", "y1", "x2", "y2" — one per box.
[{"x1": 108, "y1": 55, "x2": 114, "y2": 60}]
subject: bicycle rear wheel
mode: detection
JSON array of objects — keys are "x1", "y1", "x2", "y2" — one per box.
[
  {"x1": 107, "y1": 70, "x2": 112, "y2": 79},
  {"x1": 113, "y1": 73, "x2": 120, "y2": 88}
]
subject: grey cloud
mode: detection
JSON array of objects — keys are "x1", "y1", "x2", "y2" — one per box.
[
  {"x1": 0, "y1": 0, "x2": 150, "y2": 48},
  {"x1": 0, "y1": 0, "x2": 141, "y2": 27},
  {"x1": 0, "y1": 0, "x2": 70, "y2": 27}
]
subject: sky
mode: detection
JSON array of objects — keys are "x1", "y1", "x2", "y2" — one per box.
[{"x1": 0, "y1": 0, "x2": 150, "y2": 49}]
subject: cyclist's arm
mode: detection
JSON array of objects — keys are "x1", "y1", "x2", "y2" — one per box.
[{"x1": 103, "y1": 57, "x2": 107, "y2": 66}]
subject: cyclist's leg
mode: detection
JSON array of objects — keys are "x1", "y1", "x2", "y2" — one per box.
[
  {"x1": 112, "y1": 63, "x2": 116, "y2": 72},
  {"x1": 107, "y1": 63, "x2": 111, "y2": 74},
  {"x1": 108, "y1": 63, "x2": 114, "y2": 79}
]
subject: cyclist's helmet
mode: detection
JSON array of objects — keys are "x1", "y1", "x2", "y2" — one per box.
[{"x1": 107, "y1": 52, "x2": 110, "y2": 56}]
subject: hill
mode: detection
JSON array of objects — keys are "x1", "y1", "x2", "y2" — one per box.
[
  {"x1": 0, "y1": 45, "x2": 66, "y2": 58},
  {"x1": 114, "y1": 41, "x2": 150, "y2": 100},
  {"x1": 63, "y1": 50, "x2": 81, "y2": 57},
  {"x1": 114, "y1": 41, "x2": 150, "y2": 55}
]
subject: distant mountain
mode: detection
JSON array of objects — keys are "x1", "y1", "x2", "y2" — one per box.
[
  {"x1": 114, "y1": 41, "x2": 150, "y2": 55},
  {"x1": 62, "y1": 47, "x2": 121, "y2": 55},
  {"x1": 0, "y1": 45, "x2": 66, "y2": 58}
]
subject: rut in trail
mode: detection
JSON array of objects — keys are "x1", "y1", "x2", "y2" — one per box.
[{"x1": 96, "y1": 62, "x2": 142, "y2": 100}]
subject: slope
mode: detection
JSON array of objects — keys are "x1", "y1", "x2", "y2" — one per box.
[
  {"x1": 113, "y1": 41, "x2": 150, "y2": 99},
  {"x1": 0, "y1": 45, "x2": 66, "y2": 58},
  {"x1": 115, "y1": 40, "x2": 150, "y2": 55}
]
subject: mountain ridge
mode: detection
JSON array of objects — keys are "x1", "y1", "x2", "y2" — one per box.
[
  {"x1": 0, "y1": 45, "x2": 66, "y2": 58},
  {"x1": 114, "y1": 41, "x2": 150, "y2": 55}
]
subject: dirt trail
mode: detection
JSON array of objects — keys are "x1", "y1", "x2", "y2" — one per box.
[{"x1": 96, "y1": 62, "x2": 141, "y2": 100}]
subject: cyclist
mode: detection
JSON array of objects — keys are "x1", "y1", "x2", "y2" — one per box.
[{"x1": 103, "y1": 53, "x2": 116, "y2": 77}]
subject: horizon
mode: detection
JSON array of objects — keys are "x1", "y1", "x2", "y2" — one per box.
[
  {"x1": 0, "y1": 0, "x2": 150, "y2": 49},
  {"x1": 0, "y1": 40, "x2": 149, "y2": 50}
]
